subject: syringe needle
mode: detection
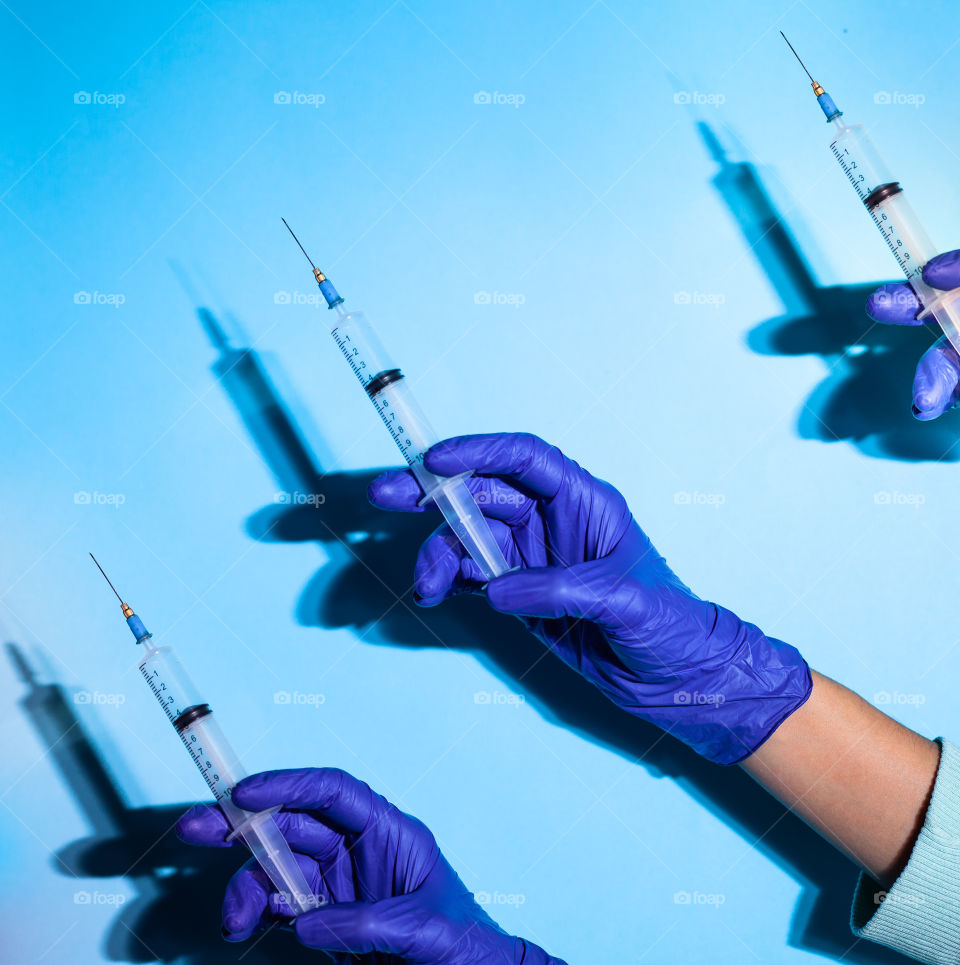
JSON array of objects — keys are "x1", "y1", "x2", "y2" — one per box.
[
  {"x1": 281, "y1": 219, "x2": 344, "y2": 307},
  {"x1": 89, "y1": 553, "x2": 124, "y2": 604},
  {"x1": 780, "y1": 31, "x2": 816, "y2": 84},
  {"x1": 779, "y1": 31, "x2": 837, "y2": 114},
  {"x1": 281, "y1": 218, "x2": 318, "y2": 270}
]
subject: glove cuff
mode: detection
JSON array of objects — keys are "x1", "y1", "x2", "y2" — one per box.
[{"x1": 623, "y1": 605, "x2": 813, "y2": 765}]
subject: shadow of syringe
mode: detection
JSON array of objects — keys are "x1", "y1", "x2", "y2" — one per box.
[
  {"x1": 6, "y1": 643, "x2": 317, "y2": 964},
  {"x1": 186, "y1": 279, "x2": 395, "y2": 585},
  {"x1": 6, "y1": 642, "x2": 143, "y2": 853},
  {"x1": 170, "y1": 261, "x2": 336, "y2": 510},
  {"x1": 181, "y1": 269, "x2": 434, "y2": 630},
  {"x1": 6, "y1": 642, "x2": 177, "y2": 962}
]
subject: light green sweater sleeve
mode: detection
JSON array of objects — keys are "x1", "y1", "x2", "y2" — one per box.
[{"x1": 851, "y1": 738, "x2": 960, "y2": 963}]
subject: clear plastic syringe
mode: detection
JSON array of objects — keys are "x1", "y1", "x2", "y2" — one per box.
[
  {"x1": 781, "y1": 34, "x2": 960, "y2": 354},
  {"x1": 90, "y1": 554, "x2": 321, "y2": 916},
  {"x1": 282, "y1": 219, "x2": 511, "y2": 581}
]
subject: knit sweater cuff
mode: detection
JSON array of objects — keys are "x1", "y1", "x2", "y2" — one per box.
[{"x1": 851, "y1": 738, "x2": 960, "y2": 963}]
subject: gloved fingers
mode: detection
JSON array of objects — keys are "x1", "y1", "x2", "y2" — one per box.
[
  {"x1": 294, "y1": 896, "x2": 417, "y2": 956},
  {"x1": 423, "y1": 433, "x2": 569, "y2": 500},
  {"x1": 414, "y1": 525, "x2": 483, "y2": 606},
  {"x1": 176, "y1": 803, "x2": 344, "y2": 861},
  {"x1": 220, "y1": 860, "x2": 273, "y2": 941},
  {"x1": 367, "y1": 470, "x2": 428, "y2": 512},
  {"x1": 413, "y1": 521, "x2": 515, "y2": 606},
  {"x1": 913, "y1": 335, "x2": 960, "y2": 420},
  {"x1": 221, "y1": 855, "x2": 329, "y2": 940},
  {"x1": 233, "y1": 769, "x2": 377, "y2": 835},
  {"x1": 923, "y1": 249, "x2": 960, "y2": 290},
  {"x1": 865, "y1": 252, "x2": 960, "y2": 325},
  {"x1": 273, "y1": 810, "x2": 344, "y2": 862},
  {"x1": 368, "y1": 468, "x2": 534, "y2": 522},
  {"x1": 486, "y1": 562, "x2": 612, "y2": 623},
  {"x1": 486, "y1": 559, "x2": 666, "y2": 641},
  {"x1": 176, "y1": 804, "x2": 235, "y2": 847},
  {"x1": 865, "y1": 282, "x2": 923, "y2": 325}
]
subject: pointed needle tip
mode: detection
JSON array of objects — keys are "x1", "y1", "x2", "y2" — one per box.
[
  {"x1": 281, "y1": 217, "x2": 316, "y2": 268},
  {"x1": 90, "y1": 553, "x2": 124, "y2": 604}
]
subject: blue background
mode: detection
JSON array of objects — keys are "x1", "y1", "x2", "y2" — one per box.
[{"x1": 3, "y1": 1, "x2": 960, "y2": 962}]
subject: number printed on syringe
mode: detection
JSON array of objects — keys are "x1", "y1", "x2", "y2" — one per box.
[
  {"x1": 869, "y1": 208, "x2": 921, "y2": 281},
  {"x1": 140, "y1": 663, "x2": 179, "y2": 722}
]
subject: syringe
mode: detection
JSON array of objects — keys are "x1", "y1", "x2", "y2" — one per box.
[
  {"x1": 282, "y1": 219, "x2": 511, "y2": 581},
  {"x1": 782, "y1": 33, "x2": 960, "y2": 354},
  {"x1": 90, "y1": 554, "x2": 321, "y2": 916}
]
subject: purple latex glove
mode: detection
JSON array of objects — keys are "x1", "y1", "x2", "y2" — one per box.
[
  {"x1": 368, "y1": 433, "x2": 811, "y2": 766},
  {"x1": 866, "y1": 249, "x2": 960, "y2": 420},
  {"x1": 176, "y1": 767, "x2": 566, "y2": 965}
]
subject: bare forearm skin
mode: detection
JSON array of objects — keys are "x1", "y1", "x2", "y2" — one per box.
[{"x1": 741, "y1": 671, "x2": 940, "y2": 888}]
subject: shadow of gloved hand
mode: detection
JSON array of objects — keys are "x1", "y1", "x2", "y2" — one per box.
[{"x1": 867, "y1": 249, "x2": 960, "y2": 420}]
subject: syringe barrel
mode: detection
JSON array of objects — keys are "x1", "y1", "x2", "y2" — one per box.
[
  {"x1": 232, "y1": 808, "x2": 320, "y2": 915},
  {"x1": 176, "y1": 704, "x2": 246, "y2": 803},
  {"x1": 329, "y1": 308, "x2": 510, "y2": 580},
  {"x1": 829, "y1": 123, "x2": 894, "y2": 202},
  {"x1": 828, "y1": 120, "x2": 960, "y2": 354},
  {"x1": 137, "y1": 643, "x2": 320, "y2": 915},
  {"x1": 178, "y1": 709, "x2": 321, "y2": 915},
  {"x1": 329, "y1": 308, "x2": 396, "y2": 392},
  {"x1": 866, "y1": 188, "x2": 938, "y2": 289},
  {"x1": 138, "y1": 644, "x2": 203, "y2": 726},
  {"x1": 924, "y1": 296, "x2": 960, "y2": 358},
  {"x1": 375, "y1": 376, "x2": 509, "y2": 579}
]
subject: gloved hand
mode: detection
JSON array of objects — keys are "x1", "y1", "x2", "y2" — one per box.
[
  {"x1": 368, "y1": 433, "x2": 811, "y2": 765},
  {"x1": 176, "y1": 767, "x2": 567, "y2": 965},
  {"x1": 866, "y1": 249, "x2": 960, "y2": 420}
]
